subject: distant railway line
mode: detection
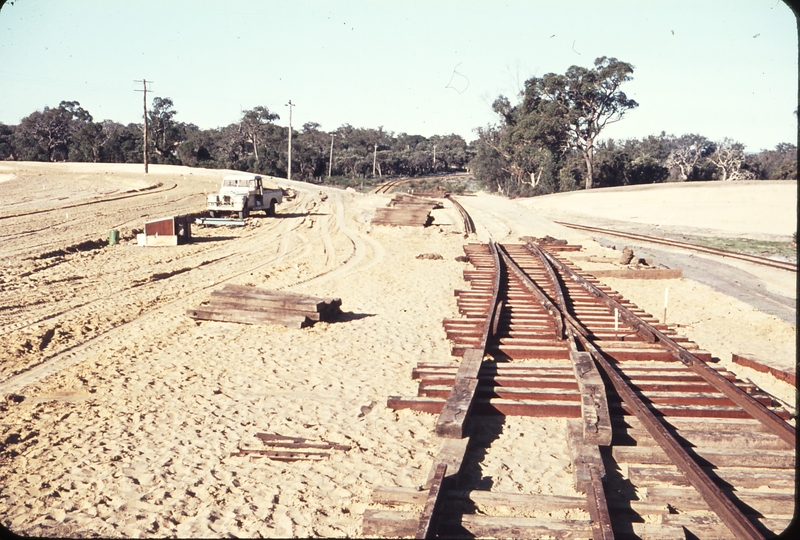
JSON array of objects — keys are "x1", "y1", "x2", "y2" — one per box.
[
  {"x1": 556, "y1": 221, "x2": 796, "y2": 272},
  {"x1": 371, "y1": 178, "x2": 414, "y2": 194}
]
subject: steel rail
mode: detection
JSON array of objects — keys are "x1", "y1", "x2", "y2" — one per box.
[
  {"x1": 445, "y1": 195, "x2": 476, "y2": 235},
  {"x1": 523, "y1": 243, "x2": 766, "y2": 540},
  {"x1": 478, "y1": 239, "x2": 503, "y2": 349},
  {"x1": 372, "y1": 178, "x2": 413, "y2": 194},
  {"x1": 421, "y1": 241, "x2": 501, "y2": 536},
  {"x1": 499, "y1": 246, "x2": 614, "y2": 539},
  {"x1": 572, "y1": 329, "x2": 765, "y2": 540},
  {"x1": 497, "y1": 243, "x2": 565, "y2": 340},
  {"x1": 534, "y1": 243, "x2": 796, "y2": 447},
  {"x1": 555, "y1": 221, "x2": 796, "y2": 272}
]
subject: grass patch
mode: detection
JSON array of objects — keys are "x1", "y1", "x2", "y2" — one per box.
[
  {"x1": 676, "y1": 234, "x2": 797, "y2": 262},
  {"x1": 317, "y1": 173, "x2": 476, "y2": 195}
]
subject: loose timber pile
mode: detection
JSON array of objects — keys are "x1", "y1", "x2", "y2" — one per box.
[
  {"x1": 187, "y1": 284, "x2": 342, "y2": 328},
  {"x1": 372, "y1": 193, "x2": 443, "y2": 227},
  {"x1": 410, "y1": 187, "x2": 448, "y2": 198}
]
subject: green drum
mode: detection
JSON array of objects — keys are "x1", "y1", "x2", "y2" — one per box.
[{"x1": 109, "y1": 229, "x2": 119, "y2": 245}]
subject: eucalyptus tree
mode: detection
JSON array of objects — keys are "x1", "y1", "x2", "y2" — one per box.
[
  {"x1": 665, "y1": 134, "x2": 715, "y2": 181},
  {"x1": 15, "y1": 100, "x2": 93, "y2": 161},
  {"x1": 709, "y1": 138, "x2": 753, "y2": 181},
  {"x1": 69, "y1": 121, "x2": 107, "y2": 162},
  {"x1": 530, "y1": 56, "x2": 638, "y2": 189},
  {"x1": 147, "y1": 97, "x2": 185, "y2": 163},
  {"x1": 240, "y1": 106, "x2": 280, "y2": 162},
  {"x1": 746, "y1": 143, "x2": 797, "y2": 179},
  {"x1": 0, "y1": 123, "x2": 15, "y2": 160}
]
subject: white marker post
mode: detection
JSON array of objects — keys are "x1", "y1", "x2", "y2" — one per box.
[{"x1": 663, "y1": 287, "x2": 669, "y2": 324}]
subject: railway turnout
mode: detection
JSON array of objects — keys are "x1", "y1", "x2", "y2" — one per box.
[{"x1": 363, "y1": 238, "x2": 795, "y2": 539}]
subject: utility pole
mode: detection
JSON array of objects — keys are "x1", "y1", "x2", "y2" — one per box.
[
  {"x1": 134, "y1": 79, "x2": 151, "y2": 173},
  {"x1": 285, "y1": 99, "x2": 295, "y2": 180},
  {"x1": 433, "y1": 144, "x2": 437, "y2": 167},
  {"x1": 328, "y1": 134, "x2": 335, "y2": 179},
  {"x1": 372, "y1": 143, "x2": 378, "y2": 177}
]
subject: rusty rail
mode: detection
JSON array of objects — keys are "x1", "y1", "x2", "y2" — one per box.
[
  {"x1": 445, "y1": 195, "x2": 476, "y2": 236},
  {"x1": 374, "y1": 241, "x2": 794, "y2": 538},
  {"x1": 534, "y1": 242, "x2": 796, "y2": 447}
]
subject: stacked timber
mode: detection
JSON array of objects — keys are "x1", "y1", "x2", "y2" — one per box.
[
  {"x1": 187, "y1": 284, "x2": 342, "y2": 328},
  {"x1": 410, "y1": 187, "x2": 448, "y2": 198},
  {"x1": 372, "y1": 193, "x2": 443, "y2": 227}
]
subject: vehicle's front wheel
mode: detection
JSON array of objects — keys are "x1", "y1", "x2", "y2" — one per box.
[{"x1": 239, "y1": 209, "x2": 249, "y2": 219}]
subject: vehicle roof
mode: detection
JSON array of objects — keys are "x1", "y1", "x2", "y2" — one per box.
[{"x1": 222, "y1": 174, "x2": 262, "y2": 181}]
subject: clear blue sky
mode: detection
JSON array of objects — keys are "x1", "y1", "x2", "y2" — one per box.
[{"x1": 0, "y1": 0, "x2": 796, "y2": 152}]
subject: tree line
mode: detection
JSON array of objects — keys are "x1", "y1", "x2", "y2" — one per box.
[
  {"x1": 471, "y1": 56, "x2": 796, "y2": 197},
  {"x1": 0, "y1": 98, "x2": 471, "y2": 184},
  {"x1": 0, "y1": 56, "x2": 795, "y2": 194}
]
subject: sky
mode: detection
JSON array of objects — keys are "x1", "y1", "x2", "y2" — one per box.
[{"x1": 0, "y1": 0, "x2": 797, "y2": 152}]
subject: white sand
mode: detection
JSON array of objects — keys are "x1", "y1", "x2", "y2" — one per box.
[{"x1": 0, "y1": 163, "x2": 794, "y2": 537}]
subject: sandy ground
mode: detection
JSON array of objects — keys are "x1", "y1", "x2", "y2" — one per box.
[{"x1": 0, "y1": 163, "x2": 795, "y2": 537}]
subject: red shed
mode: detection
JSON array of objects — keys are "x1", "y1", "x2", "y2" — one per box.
[{"x1": 143, "y1": 215, "x2": 192, "y2": 245}]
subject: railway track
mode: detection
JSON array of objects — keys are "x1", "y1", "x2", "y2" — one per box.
[
  {"x1": 371, "y1": 178, "x2": 413, "y2": 194},
  {"x1": 556, "y1": 221, "x2": 796, "y2": 272},
  {"x1": 445, "y1": 195, "x2": 476, "y2": 235},
  {"x1": 365, "y1": 239, "x2": 795, "y2": 539}
]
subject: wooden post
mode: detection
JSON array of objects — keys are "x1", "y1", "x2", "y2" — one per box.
[{"x1": 134, "y1": 79, "x2": 150, "y2": 173}]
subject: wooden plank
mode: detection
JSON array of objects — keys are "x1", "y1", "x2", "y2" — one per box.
[
  {"x1": 388, "y1": 396, "x2": 583, "y2": 417},
  {"x1": 617, "y1": 427, "x2": 792, "y2": 450},
  {"x1": 628, "y1": 465, "x2": 795, "y2": 490},
  {"x1": 415, "y1": 361, "x2": 574, "y2": 372},
  {"x1": 219, "y1": 284, "x2": 340, "y2": 306},
  {"x1": 612, "y1": 401, "x2": 792, "y2": 421},
  {"x1": 418, "y1": 375, "x2": 579, "y2": 390},
  {"x1": 570, "y1": 351, "x2": 612, "y2": 446},
  {"x1": 415, "y1": 463, "x2": 447, "y2": 539},
  {"x1": 208, "y1": 293, "x2": 340, "y2": 315},
  {"x1": 420, "y1": 384, "x2": 580, "y2": 401},
  {"x1": 586, "y1": 268, "x2": 683, "y2": 279},
  {"x1": 608, "y1": 390, "x2": 772, "y2": 408},
  {"x1": 642, "y1": 486, "x2": 797, "y2": 517},
  {"x1": 612, "y1": 415, "x2": 771, "y2": 432},
  {"x1": 362, "y1": 510, "x2": 595, "y2": 539},
  {"x1": 371, "y1": 486, "x2": 588, "y2": 510},
  {"x1": 455, "y1": 348, "x2": 484, "y2": 378},
  {"x1": 205, "y1": 298, "x2": 324, "y2": 320},
  {"x1": 731, "y1": 353, "x2": 796, "y2": 386},
  {"x1": 487, "y1": 344, "x2": 571, "y2": 359},
  {"x1": 425, "y1": 438, "x2": 470, "y2": 488},
  {"x1": 442, "y1": 515, "x2": 594, "y2": 539},
  {"x1": 435, "y1": 378, "x2": 479, "y2": 438},
  {"x1": 186, "y1": 306, "x2": 308, "y2": 328},
  {"x1": 627, "y1": 522, "x2": 698, "y2": 540},
  {"x1": 566, "y1": 420, "x2": 605, "y2": 493},
  {"x1": 362, "y1": 509, "x2": 417, "y2": 537},
  {"x1": 475, "y1": 399, "x2": 582, "y2": 417},
  {"x1": 585, "y1": 465, "x2": 614, "y2": 540},
  {"x1": 612, "y1": 445, "x2": 795, "y2": 469},
  {"x1": 432, "y1": 349, "x2": 484, "y2": 439},
  {"x1": 661, "y1": 514, "x2": 793, "y2": 539}
]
